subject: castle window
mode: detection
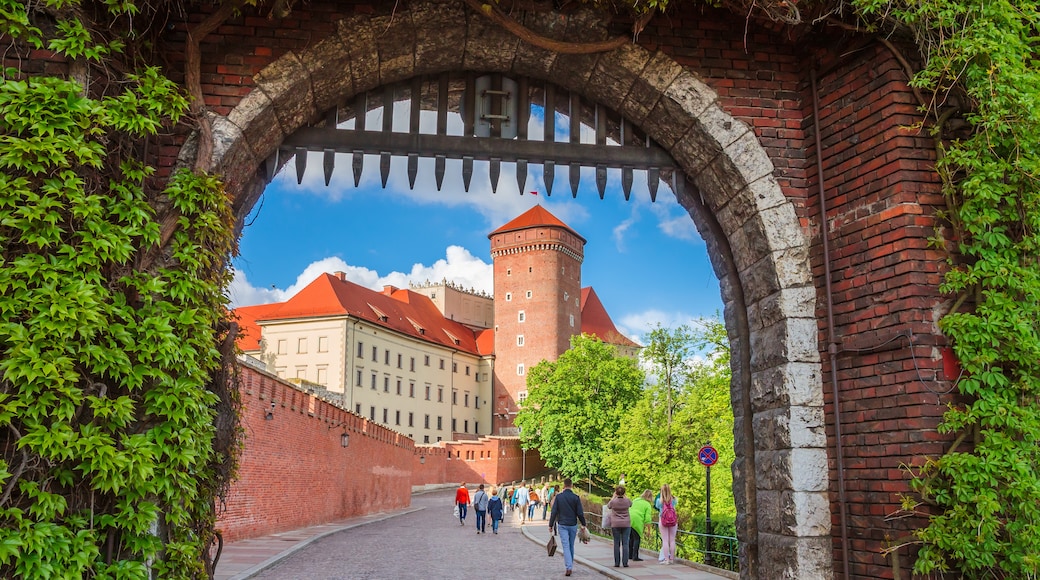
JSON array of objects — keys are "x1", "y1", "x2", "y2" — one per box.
[
  {"x1": 371, "y1": 346, "x2": 377, "y2": 361},
  {"x1": 452, "y1": 418, "x2": 457, "y2": 431},
  {"x1": 396, "y1": 379, "x2": 402, "y2": 395},
  {"x1": 424, "y1": 355, "x2": 430, "y2": 366},
  {"x1": 517, "y1": 335, "x2": 524, "y2": 346},
  {"x1": 506, "y1": 268, "x2": 511, "y2": 276},
  {"x1": 408, "y1": 412, "x2": 414, "y2": 427},
  {"x1": 371, "y1": 373, "x2": 377, "y2": 389},
  {"x1": 518, "y1": 311, "x2": 525, "y2": 323},
  {"x1": 517, "y1": 363, "x2": 525, "y2": 376},
  {"x1": 570, "y1": 314, "x2": 575, "y2": 327},
  {"x1": 425, "y1": 385, "x2": 431, "y2": 400},
  {"x1": 438, "y1": 386, "x2": 444, "y2": 402},
  {"x1": 464, "y1": 392, "x2": 470, "y2": 407},
  {"x1": 383, "y1": 376, "x2": 390, "y2": 392},
  {"x1": 464, "y1": 420, "x2": 469, "y2": 433},
  {"x1": 409, "y1": 382, "x2": 415, "y2": 397},
  {"x1": 356, "y1": 370, "x2": 362, "y2": 386},
  {"x1": 526, "y1": 290, "x2": 532, "y2": 299},
  {"x1": 277, "y1": 340, "x2": 287, "y2": 355},
  {"x1": 395, "y1": 410, "x2": 401, "y2": 425},
  {"x1": 382, "y1": 408, "x2": 388, "y2": 423},
  {"x1": 563, "y1": 291, "x2": 568, "y2": 301},
  {"x1": 356, "y1": 403, "x2": 362, "y2": 414},
  {"x1": 424, "y1": 414, "x2": 430, "y2": 428},
  {"x1": 318, "y1": 336, "x2": 328, "y2": 352},
  {"x1": 505, "y1": 292, "x2": 512, "y2": 301},
  {"x1": 518, "y1": 390, "x2": 528, "y2": 402},
  {"x1": 437, "y1": 416, "x2": 443, "y2": 430},
  {"x1": 370, "y1": 406, "x2": 376, "y2": 420},
  {"x1": 357, "y1": 342, "x2": 363, "y2": 357},
  {"x1": 452, "y1": 390, "x2": 458, "y2": 405},
  {"x1": 397, "y1": 353, "x2": 402, "y2": 368}
]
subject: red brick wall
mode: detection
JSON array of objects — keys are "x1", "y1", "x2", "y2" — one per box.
[
  {"x1": 219, "y1": 365, "x2": 415, "y2": 542},
  {"x1": 411, "y1": 438, "x2": 547, "y2": 487}
]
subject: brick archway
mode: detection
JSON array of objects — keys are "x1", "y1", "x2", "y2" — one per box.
[{"x1": 195, "y1": 3, "x2": 831, "y2": 578}]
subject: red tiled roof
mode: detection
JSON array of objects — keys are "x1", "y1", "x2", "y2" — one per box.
[
  {"x1": 580, "y1": 287, "x2": 640, "y2": 348},
  {"x1": 234, "y1": 273, "x2": 485, "y2": 356},
  {"x1": 233, "y1": 302, "x2": 284, "y2": 352},
  {"x1": 475, "y1": 328, "x2": 495, "y2": 356},
  {"x1": 488, "y1": 205, "x2": 586, "y2": 243}
]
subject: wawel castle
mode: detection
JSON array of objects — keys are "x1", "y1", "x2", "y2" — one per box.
[{"x1": 234, "y1": 206, "x2": 639, "y2": 444}]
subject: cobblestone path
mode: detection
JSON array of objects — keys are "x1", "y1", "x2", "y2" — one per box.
[{"x1": 251, "y1": 490, "x2": 597, "y2": 579}]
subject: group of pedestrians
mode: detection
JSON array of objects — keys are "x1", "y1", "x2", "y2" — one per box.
[
  {"x1": 455, "y1": 478, "x2": 682, "y2": 577},
  {"x1": 603, "y1": 483, "x2": 680, "y2": 568},
  {"x1": 455, "y1": 482, "x2": 507, "y2": 534}
]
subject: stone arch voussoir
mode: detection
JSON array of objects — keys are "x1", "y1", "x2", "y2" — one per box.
[{"x1": 204, "y1": 3, "x2": 831, "y2": 578}]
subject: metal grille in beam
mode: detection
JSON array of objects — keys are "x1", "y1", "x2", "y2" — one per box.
[{"x1": 267, "y1": 73, "x2": 681, "y2": 201}]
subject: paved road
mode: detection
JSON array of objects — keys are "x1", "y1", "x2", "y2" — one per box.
[{"x1": 251, "y1": 490, "x2": 596, "y2": 579}]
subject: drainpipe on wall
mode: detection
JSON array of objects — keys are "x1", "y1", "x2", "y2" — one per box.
[
  {"x1": 811, "y1": 67, "x2": 851, "y2": 580},
  {"x1": 347, "y1": 318, "x2": 359, "y2": 412}
]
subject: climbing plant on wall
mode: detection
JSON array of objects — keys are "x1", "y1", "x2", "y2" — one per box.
[
  {"x1": 848, "y1": 0, "x2": 1040, "y2": 576},
  {"x1": 0, "y1": 0, "x2": 240, "y2": 577}
]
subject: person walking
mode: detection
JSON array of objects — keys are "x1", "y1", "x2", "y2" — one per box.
[
  {"x1": 487, "y1": 487, "x2": 505, "y2": 534},
  {"x1": 606, "y1": 485, "x2": 633, "y2": 568},
  {"x1": 542, "y1": 484, "x2": 557, "y2": 520},
  {"x1": 629, "y1": 489, "x2": 654, "y2": 561},
  {"x1": 549, "y1": 478, "x2": 587, "y2": 577},
  {"x1": 513, "y1": 480, "x2": 530, "y2": 524},
  {"x1": 455, "y1": 482, "x2": 470, "y2": 526},
  {"x1": 656, "y1": 484, "x2": 679, "y2": 564},
  {"x1": 528, "y1": 486, "x2": 540, "y2": 520},
  {"x1": 473, "y1": 484, "x2": 490, "y2": 534}
]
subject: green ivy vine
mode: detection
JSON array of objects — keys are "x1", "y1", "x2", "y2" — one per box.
[
  {"x1": 845, "y1": 0, "x2": 1040, "y2": 576},
  {"x1": 0, "y1": 0, "x2": 239, "y2": 577}
]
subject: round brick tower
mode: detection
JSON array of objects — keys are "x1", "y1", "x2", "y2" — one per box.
[{"x1": 488, "y1": 206, "x2": 586, "y2": 435}]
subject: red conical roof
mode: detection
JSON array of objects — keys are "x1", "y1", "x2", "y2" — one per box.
[{"x1": 488, "y1": 205, "x2": 586, "y2": 243}]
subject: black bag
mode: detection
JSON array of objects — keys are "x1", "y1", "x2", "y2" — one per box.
[{"x1": 547, "y1": 534, "x2": 557, "y2": 557}]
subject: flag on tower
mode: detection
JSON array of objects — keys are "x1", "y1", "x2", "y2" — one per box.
[{"x1": 530, "y1": 191, "x2": 539, "y2": 196}]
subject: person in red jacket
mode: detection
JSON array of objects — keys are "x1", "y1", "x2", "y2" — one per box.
[{"x1": 455, "y1": 482, "x2": 470, "y2": 526}]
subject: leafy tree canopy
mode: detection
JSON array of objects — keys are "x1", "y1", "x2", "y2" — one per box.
[{"x1": 516, "y1": 334, "x2": 644, "y2": 480}]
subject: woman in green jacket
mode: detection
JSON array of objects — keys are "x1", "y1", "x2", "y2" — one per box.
[{"x1": 629, "y1": 489, "x2": 654, "y2": 561}]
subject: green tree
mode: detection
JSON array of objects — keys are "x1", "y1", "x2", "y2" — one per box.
[
  {"x1": 516, "y1": 334, "x2": 644, "y2": 480},
  {"x1": 603, "y1": 318, "x2": 735, "y2": 519}
]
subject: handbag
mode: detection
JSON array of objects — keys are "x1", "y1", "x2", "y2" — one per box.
[
  {"x1": 578, "y1": 525, "x2": 590, "y2": 544},
  {"x1": 601, "y1": 504, "x2": 612, "y2": 529},
  {"x1": 547, "y1": 534, "x2": 557, "y2": 557},
  {"x1": 453, "y1": 504, "x2": 459, "y2": 519}
]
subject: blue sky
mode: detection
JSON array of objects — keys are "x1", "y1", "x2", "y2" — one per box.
[{"x1": 230, "y1": 105, "x2": 723, "y2": 345}]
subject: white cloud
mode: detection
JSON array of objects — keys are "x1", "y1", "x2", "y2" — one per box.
[
  {"x1": 228, "y1": 247, "x2": 492, "y2": 308},
  {"x1": 616, "y1": 309, "x2": 716, "y2": 345}
]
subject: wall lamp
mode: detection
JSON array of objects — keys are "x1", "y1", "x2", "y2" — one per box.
[
  {"x1": 340, "y1": 432, "x2": 350, "y2": 448},
  {"x1": 419, "y1": 455, "x2": 425, "y2": 464},
  {"x1": 265, "y1": 401, "x2": 275, "y2": 420}
]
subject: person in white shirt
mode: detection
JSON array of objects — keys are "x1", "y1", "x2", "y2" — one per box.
[{"x1": 513, "y1": 481, "x2": 530, "y2": 524}]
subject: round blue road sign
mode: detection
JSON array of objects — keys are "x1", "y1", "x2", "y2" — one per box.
[{"x1": 698, "y1": 445, "x2": 718, "y2": 467}]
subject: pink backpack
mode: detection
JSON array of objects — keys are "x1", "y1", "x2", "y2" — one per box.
[{"x1": 660, "y1": 500, "x2": 678, "y2": 527}]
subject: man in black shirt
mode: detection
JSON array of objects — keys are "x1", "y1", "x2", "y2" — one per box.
[{"x1": 548, "y1": 478, "x2": 587, "y2": 576}]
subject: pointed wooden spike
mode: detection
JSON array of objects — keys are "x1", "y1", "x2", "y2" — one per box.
[
  {"x1": 352, "y1": 150, "x2": 363, "y2": 187},
  {"x1": 544, "y1": 160, "x2": 555, "y2": 196},
  {"x1": 380, "y1": 151, "x2": 390, "y2": 188},
  {"x1": 622, "y1": 166, "x2": 634, "y2": 201},
  {"x1": 595, "y1": 165, "x2": 607, "y2": 199},
  {"x1": 408, "y1": 153, "x2": 418, "y2": 189},
  {"x1": 323, "y1": 148, "x2": 335, "y2": 186},
  {"x1": 648, "y1": 167, "x2": 660, "y2": 202},
  {"x1": 295, "y1": 148, "x2": 307, "y2": 184},
  {"x1": 462, "y1": 156, "x2": 474, "y2": 192},
  {"x1": 569, "y1": 163, "x2": 580, "y2": 198},
  {"x1": 672, "y1": 170, "x2": 684, "y2": 198},
  {"x1": 435, "y1": 155, "x2": 446, "y2": 191},
  {"x1": 264, "y1": 150, "x2": 279, "y2": 182},
  {"x1": 516, "y1": 159, "x2": 528, "y2": 193},
  {"x1": 490, "y1": 158, "x2": 501, "y2": 193}
]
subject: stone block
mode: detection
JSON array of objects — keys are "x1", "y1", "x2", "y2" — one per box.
[
  {"x1": 583, "y1": 44, "x2": 650, "y2": 113},
  {"x1": 750, "y1": 317, "x2": 819, "y2": 371},
  {"x1": 774, "y1": 245, "x2": 813, "y2": 290},
  {"x1": 301, "y1": 33, "x2": 354, "y2": 115},
  {"x1": 619, "y1": 50, "x2": 682, "y2": 125},
  {"x1": 463, "y1": 8, "x2": 518, "y2": 73},
  {"x1": 748, "y1": 285, "x2": 817, "y2": 331},
  {"x1": 739, "y1": 254, "x2": 781, "y2": 309},
  {"x1": 549, "y1": 53, "x2": 601, "y2": 94},
  {"x1": 750, "y1": 361, "x2": 824, "y2": 411},
  {"x1": 253, "y1": 50, "x2": 317, "y2": 135},
  {"x1": 337, "y1": 16, "x2": 380, "y2": 96},
  {"x1": 227, "y1": 83, "x2": 285, "y2": 165},
  {"x1": 724, "y1": 129, "x2": 776, "y2": 188},
  {"x1": 373, "y1": 14, "x2": 416, "y2": 85},
  {"x1": 782, "y1": 490, "x2": 831, "y2": 537},
  {"x1": 669, "y1": 126, "x2": 722, "y2": 182},
  {"x1": 412, "y1": 2, "x2": 467, "y2": 73},
  {"x1": 758, "y1": 532, "x2": 833, "y2": 580},
  {"x1": 753, "y1": 405, "x2": 827, "y2": 451}
]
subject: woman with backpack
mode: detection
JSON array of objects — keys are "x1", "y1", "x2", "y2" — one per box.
[
  {"x1": 487, "y1": 487, "x2": 505, "y2": 534},
  {"x1": 655, "y1": 484, "x2": 679, "y2": 565}
]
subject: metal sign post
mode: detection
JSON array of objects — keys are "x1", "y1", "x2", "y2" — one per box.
[{"x1": 698, "y1": 445, "x2": 719, "y2": 566}]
